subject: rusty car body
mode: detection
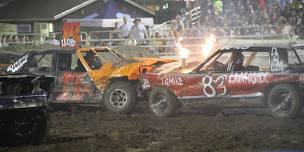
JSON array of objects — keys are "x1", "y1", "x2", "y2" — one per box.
[
  {"x1": 141, "y1": 44, "x2": 304, "y2": 119},
  {"x1": 6, "y1": 49, "x2": 100, "y2": 103},
  {"x1": 0, "y1": 74, "x2": 54, "y2": 144},
  {"x1": 76, "y1": 47, "x2": 176, "y2": 113}
]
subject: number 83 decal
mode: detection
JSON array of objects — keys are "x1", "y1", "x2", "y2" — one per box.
[{"x1": 202, "y1": 75, "x2": 227, "y2": 97}]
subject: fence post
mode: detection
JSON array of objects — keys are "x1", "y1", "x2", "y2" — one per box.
[{"x1": 261, "y1": 25, "x2": 264, "y2": 40}]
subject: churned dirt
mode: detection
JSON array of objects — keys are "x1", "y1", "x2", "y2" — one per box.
[{"x1": 1, "y1": 100, "x2": 304, "y2": 152}]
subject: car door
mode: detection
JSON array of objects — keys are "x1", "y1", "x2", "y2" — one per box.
[
  {"x1": 181, "y1": 51, "x2": 233, "y2": 99},
  {"x1": 55, "y1": 51, "x2": 100, "y2": 103},
  {"x1": 76, "y1": 48, "x2": 117, "y2": 91},
  {"x1": 227, "y1": 49, "x2": 272, "y2": 97}
]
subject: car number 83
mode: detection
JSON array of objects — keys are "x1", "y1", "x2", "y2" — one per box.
[{"x1": 202, "y1": 75, "x2": 227, "y2": 97}]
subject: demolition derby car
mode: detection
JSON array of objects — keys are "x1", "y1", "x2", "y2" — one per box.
[
  {"x1": 0, "y1": 74, "x2": 54, "y2": 144},
  {"x1": 141, "y1": 44, "x2": 304, "y2": 119},
  {"x1": 76, "y1": 47, "x2": 175, "y2": 113},
  {"x1": 5, "y1": 49, "x2": 101, "y2": 103},
  {"x1": 0, "y1": 51, "x2": 20, "y2": 74},
  {"x1": 6, "y1": 47, "x2": 175, "y2": 113}
]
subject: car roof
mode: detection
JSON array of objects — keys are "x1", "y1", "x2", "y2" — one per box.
[{"x1": 221, "y1": 42, "x2": 304, "y2": 50}]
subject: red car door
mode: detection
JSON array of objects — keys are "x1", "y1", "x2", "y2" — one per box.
[
  {"x1": 226, "y1": 50, "x2": 272, "y2": 97},
  {"x1": 54, "y1": 52, "x2": 100, "y2": 103},
  {"x1": 180, "y1": 51, "x2": 233, "y2": 99}
]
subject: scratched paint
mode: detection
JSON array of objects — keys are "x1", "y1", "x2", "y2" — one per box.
[
  {"x1": 7, "y1": 53, "x2": 29, "y2": 73},
  {"x1": 228, "y1": 72, "x2": 270, "y2": 85},
  {"x1": 270, "y1": 47, "x2": 284, "y2": 72},
  {"x1": 160, "y1": 77, "x2": 184, "y2": 86}
]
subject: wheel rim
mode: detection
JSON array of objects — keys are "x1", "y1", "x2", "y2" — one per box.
[
  {"x1": 270, "y1": 88, "x2": 293, "y2": 117},
  {"x1": 151, "y1": 93, "x2": 168, "y2": 115},
  {"x1": 110, "y1": 89, "x2": 128, "y2": 108}
]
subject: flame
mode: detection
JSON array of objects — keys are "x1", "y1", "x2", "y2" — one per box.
[
  {"x1": 177, "y1": 37, "x2": 190, "y2": 59},
  {"x1": 201, "y1": 34, "x2": 216, "y2": 59}
]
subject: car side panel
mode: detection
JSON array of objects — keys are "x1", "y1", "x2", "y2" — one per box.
[{"x1": 226, "y1": 72, "x2": 271, "y2": 96}]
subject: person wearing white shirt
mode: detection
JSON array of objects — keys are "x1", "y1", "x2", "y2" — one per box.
[
  {"x1": 119, "y1": 16, "x2": 132, "y2": 39},
  {"x1": 129, "y1": 18, "x2": 148, "y2": 45}
]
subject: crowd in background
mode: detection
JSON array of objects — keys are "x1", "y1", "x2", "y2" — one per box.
[
  {"x1": 0, "y1": 0, "x2": 303, "y2": 48},
  {"x1": 111, "y1": 16, "x2": 148, "y2": 45},
  {"x1": 0, "y1": 33, "x2": 61, "y2": 47},
  {"x1": 192, "y1": 0, "x2": 303, "y2": 37}
]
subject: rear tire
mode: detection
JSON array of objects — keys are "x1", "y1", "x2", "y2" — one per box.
[
  {"x1": 104, "y1": 81, "x2": 137, "y2": 114},
  {"x1": 148, "y1": 87, "x2": 180, "y2": 117},
  {"x1": 267, "y1": 84, "x2": 303, "y2": 119}
]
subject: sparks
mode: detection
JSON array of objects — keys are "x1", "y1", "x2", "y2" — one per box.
[
  {"x1": 201, "y1": 34, "x2": 216, "y2": 59},
  {"x1": 177, "y1": 37, "x2": 190, "y2": 59}
]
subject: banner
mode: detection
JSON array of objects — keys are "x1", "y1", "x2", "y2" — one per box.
[{"x1": 61, "y1": 22, "x2": 80, "y2": 48}]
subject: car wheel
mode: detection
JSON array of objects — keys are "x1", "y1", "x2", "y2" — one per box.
[
  {"x1": 149, "y1": 87, "x2": 180, "y2": 117},
  {"x1": 267, "y1": 84, "x2": 303, "y2": 119},
  {"x1": 104, "y1": 81, "x2": 137, "y2": 114}
]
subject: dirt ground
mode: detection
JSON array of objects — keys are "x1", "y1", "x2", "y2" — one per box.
[{"x1": 1, "y1": 101, "x2": 304, "y2": 152}]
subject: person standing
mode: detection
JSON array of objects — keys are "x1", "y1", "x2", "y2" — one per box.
[
  {"x1": 129, "y1": 18, "x2": 148, "y2": 45},
  {"x1": 119, "y1": 16, "x2": 132, "y2": 39}
]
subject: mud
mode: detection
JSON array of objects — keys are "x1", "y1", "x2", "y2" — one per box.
[{"x1": 1, "y1": 101, "x2": 304, "y2": 152}]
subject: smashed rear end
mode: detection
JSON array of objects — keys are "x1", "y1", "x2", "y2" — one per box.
[{"x1": 0, "y1": 74, "x2": 54, "y2": 144}]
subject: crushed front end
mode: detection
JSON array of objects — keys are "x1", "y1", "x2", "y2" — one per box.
[{"x1": 0, "y1": 74, "x2": 54, "y2": 144}]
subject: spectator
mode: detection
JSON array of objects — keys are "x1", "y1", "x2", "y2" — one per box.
[
  {"x1": 12, "y1": 35, "x2": 19, "y2": 43},
  {"x1": 154, "y1": 31, "x2": 165, "y2": 53},
  {"x1": 25, "y1": 35, "x2": 31, "y2": 42},
  {"x1": 111, "y1": 22, "x2": 122, "y2": 46},
  {"x1": 280, "y1": 17, "x2": 293, "y2": 35},
  {"x1": 112, "y1": 22, "x2": 121, "y2": 39},
  {"x1": 119, "y1": 16, "x2": 132, "y2": 39},
  {"x1": 47, "y1": 33, "x2": 60, "y2": 46},
  {"x1": 129, "y1": 18, "x2": 148, "y2": 45}
]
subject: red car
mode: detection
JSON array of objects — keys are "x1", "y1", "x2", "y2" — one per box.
[{"x1": 141, "y1": 44, "x2": 304, "y2": 119}]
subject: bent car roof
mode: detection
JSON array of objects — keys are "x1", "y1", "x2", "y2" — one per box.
[{"x1": 221, "y1": 43, "x2": 304, "y2": 50}]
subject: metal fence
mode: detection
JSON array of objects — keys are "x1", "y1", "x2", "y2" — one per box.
[{"x1": 0, "y1": 25, "x2": 299, "y2": 58}]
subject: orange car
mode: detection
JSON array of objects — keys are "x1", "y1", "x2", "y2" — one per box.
[{"x1": 76, "y1": 47, "x2": 176, "y2": 113}]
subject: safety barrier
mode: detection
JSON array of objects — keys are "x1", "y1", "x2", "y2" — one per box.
[{"x1": 0, "y1": 25, "x2": 299, "y2": 60}]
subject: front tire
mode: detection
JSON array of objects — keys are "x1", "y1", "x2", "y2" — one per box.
[
  {"x1": 267, "y1": 84, "x2": 303, "y2": 119},
  {"x1": 104, "y1": 81, "x2": 137, "y2": 114},
  {"x1": 148, "y1": 87, "x2": 180, "y2": 117}
]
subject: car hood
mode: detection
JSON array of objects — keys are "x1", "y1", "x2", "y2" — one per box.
[
  {"x1": 132, "y1": 57, "x2": 176, "y2": 65},
  {"x1": 148, "y1": 60, "x2": 201, "y2": 75},
  {"x1": 108, "y1": 57, "x2": 177, "y2": 80}
]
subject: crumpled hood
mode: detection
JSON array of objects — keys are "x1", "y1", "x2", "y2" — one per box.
[
  {"x1": 132, "y1": 57, "x2": 176, "y2": 66},
  {"x1": 109, "y1": 57, "x2": 177, "y2": 80},
  {"x1": 148, "y1": 60, "x2": 201, "y2": 75}
]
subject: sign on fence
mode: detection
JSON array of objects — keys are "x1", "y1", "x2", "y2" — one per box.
[{"x1": 61, "y1": 22, "x2": 81, "y2": 48}]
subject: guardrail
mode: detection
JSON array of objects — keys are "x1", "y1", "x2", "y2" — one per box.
[
  {"x1": 0, "y1": 32, "x2": 89, "y2": 47},
  {"x1": 0, "y1": 25, "x2": 299, "y2": 59}
]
